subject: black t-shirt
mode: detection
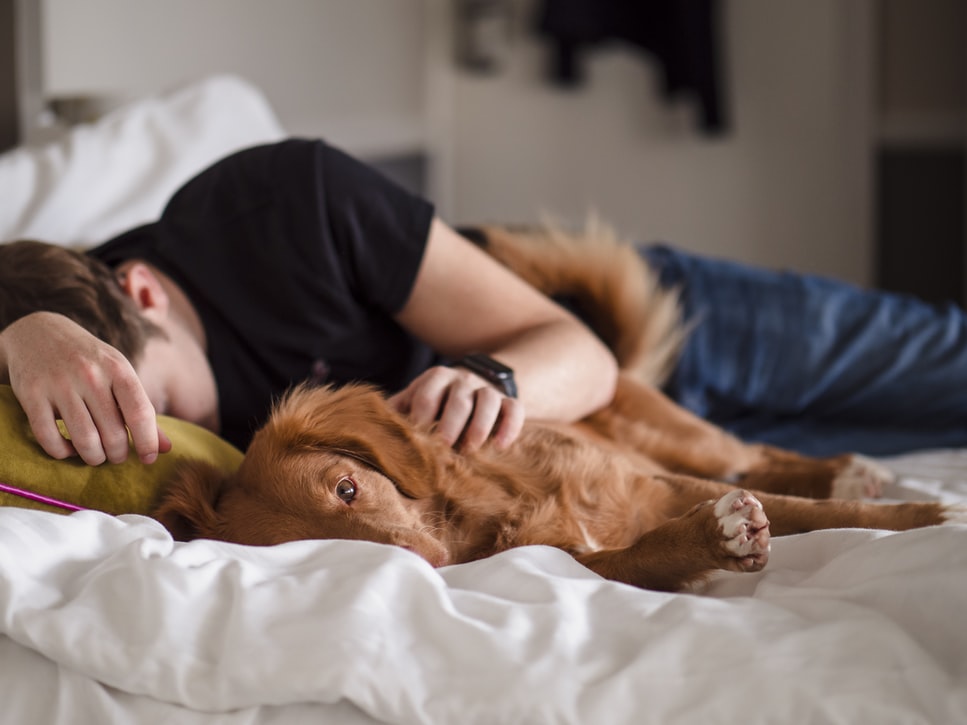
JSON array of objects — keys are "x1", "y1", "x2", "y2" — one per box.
[{"x1": 90, "y1": 139, "x2": 437, "y2": 449}]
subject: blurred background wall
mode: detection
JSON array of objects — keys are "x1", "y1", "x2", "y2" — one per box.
[{"x1": 11, "y1": 0, "x2": 967, "y2": 295}]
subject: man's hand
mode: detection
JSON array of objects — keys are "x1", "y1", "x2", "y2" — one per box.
[
  {"x1": 0, "y1": 312, "x2": 171, "y2": 465},
  {"x1": 388, "y1": 365, "x2": 524, "y2": 452}
]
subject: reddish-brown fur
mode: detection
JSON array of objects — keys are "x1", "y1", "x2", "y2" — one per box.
[{"x1": 153, "y1": 225, "x2": 961, "y2": 592}]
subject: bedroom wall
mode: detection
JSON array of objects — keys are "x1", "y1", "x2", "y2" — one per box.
[
  {"x1": 37, "y1": 0, "x2": 874, "y2": 284},
  {"x1": 427, "y1": 0, "x2": 873, "y2": 284},
  {"x1": 40, "y1": 0, "x2": 428, "y2": 158}
]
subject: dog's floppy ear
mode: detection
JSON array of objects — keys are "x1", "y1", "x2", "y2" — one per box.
[
  {"x1": 273, "y1": 383, "x2": 440, "y2": 499},
  {"x1": 152, "y1": 460, "x2": 230, "y2": 541}
]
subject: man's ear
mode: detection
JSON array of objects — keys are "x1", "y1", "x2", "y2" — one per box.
[{"x1": 118, "y1": 262, "x2": 170, "y2": 321}]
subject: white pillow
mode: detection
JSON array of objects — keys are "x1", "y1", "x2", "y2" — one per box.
[{"x1": 0, "y1": 74, "x2": 286, "y2": 246}]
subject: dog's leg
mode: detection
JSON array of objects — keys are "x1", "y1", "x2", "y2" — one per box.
[
  {"x1": 653, "y1": 472, "x2": 959, "y2": 535},
  {"x1": 581, "y1": 376, "x2": 763, "y2": 478},
  {"x1": 584, "y1": 375, "x2": 894, "y2": 500},
  {"x1": 748, "y1": 490, "x2": 958, "y2": 535},
  {"x1": 735, "y1": 448, "x2": 895, "y2": 500},
  {"x1": 576, "y1": 489, "x2": 771, "y2": 592},
  {"x1": 577, "y1": 472, "x2": 963, "y2": 592}
]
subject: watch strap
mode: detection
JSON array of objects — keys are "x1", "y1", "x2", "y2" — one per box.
[{"x1": 452, "y1": 353, "x2": 518, "y2": 398}]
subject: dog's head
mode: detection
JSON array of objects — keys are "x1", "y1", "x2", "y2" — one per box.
[{"x1": 152, "y1": 383, "x2": 453, "y2": 566}]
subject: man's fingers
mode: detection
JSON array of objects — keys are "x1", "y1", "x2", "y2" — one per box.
[
  {"x1": 53, "y1": 396, "x2": 107, "y2": 466},
  {"x1": 405, "y1": 371, "x2": 451, "y2": 428},
  {"x1": 20, "y1": 383, "x2": 162, "y2": 467},
  {"x1": 435, "y1": 376, "x2": 486, "y2": 446},
  {"x1": 113, "y1": 378, "x2": 162, "y2": 463},
  {"x1": 454, "y1": 387, "x2": 503, "y2": 452},
  {"x1": 492, "y1": 397, "x2": 525, "y2": 451},
  {"x1": 89, "y1": 400, "x2": 131, "y2": 465},
  {"x1": 21, "y1": 401, "x2": 78, "y2": 461},
  {"x1": 386, "y1": 388, "x2": 412, "y2": 415},
  {"x1": 157, "y1": 427, "x2": 173, "y2": 456},
  {"x1": 4, "y1": 316, "x2": 169, "y2": 466},
  {"x1": 394, "y1": 366, "x2": 527, "y2": 451}
]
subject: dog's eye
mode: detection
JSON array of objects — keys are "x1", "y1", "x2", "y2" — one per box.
[{"x1": 335, "y1": 477, "x2": 357, "y2": 503}]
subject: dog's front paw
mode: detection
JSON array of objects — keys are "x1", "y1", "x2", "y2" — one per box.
[
  {"x1": 713, "y1": 489, "x2": 770, "y2": 572},
  {"x1": 832, "y1": 454, "x2": 895, "y2": 499}
]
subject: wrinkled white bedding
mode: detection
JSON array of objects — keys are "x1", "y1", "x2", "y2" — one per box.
[
  {"x1": 0, "y1": 74, "x2": 284, "y2": 246},
  {"x1": 0, "y1": 452, "x2": 965, "y2": 725}
]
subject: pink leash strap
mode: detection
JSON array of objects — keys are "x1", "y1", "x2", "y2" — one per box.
[{"x1": 0, "y1": 481, "x2": 87, "y2": 512}]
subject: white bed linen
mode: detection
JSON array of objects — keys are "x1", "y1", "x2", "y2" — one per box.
[
  {"x1": 0, "y1": 454, "x2": 964, "y2": 725},
  {"x1": 0, "y1": 74, "x2": 285, "y2": 246}
]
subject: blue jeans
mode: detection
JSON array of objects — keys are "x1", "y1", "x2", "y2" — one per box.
[{"x1": 641, "y1": 244, "x2": 967, "y2": 457}]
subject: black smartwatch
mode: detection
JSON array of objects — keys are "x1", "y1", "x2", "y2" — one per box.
[{"x1": 453, "y1": 353, "x2": 518, "y2": 398}]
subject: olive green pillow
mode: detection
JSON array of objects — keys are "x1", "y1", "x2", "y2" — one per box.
[{"x1": 0, "y1": 384, "x2": 242, "y2": 516}]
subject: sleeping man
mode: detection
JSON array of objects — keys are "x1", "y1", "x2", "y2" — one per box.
[{"x1": 2, "y1": 138, "x2": 967, "y2": 465}]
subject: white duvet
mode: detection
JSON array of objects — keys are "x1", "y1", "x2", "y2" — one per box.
[{"x1": 0, "y1": 453, "x2": 965, "y2": 725}]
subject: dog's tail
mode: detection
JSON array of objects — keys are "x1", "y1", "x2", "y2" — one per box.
[{"x1": 479, "y1": 219, "x2": 686, "y2": 387}]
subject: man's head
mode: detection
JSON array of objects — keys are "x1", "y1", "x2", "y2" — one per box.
[
  {"x1": 0, "y1": 239, "x2": 219, "y2": 438},
  {"x1": 0, "y1": 240, "x2": 162, "y2": 362}
]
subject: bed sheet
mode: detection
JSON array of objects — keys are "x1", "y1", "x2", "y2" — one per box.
[{"x1": 0, "y1": 450, "x2": 964, "y2": 725}]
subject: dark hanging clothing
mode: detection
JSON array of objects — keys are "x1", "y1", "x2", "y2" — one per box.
[{"x1": 536, "y1": 0, "x2": 727, "y2": 134}]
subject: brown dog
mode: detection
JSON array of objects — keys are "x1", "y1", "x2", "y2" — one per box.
[{"x1": 153, "y1": 225, "x2": 966, "y2": 592}]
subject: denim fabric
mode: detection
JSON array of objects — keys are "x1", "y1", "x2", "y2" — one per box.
[{"x1": 640, "y1": 244, "x2": 967, "y2": 456}]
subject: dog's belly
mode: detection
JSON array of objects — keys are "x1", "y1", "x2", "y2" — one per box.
[{"x1": 500, "y1": 424, "x2": 669, "y2": 553}]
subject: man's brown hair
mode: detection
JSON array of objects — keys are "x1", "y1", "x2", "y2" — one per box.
[{"x1": 0, "y1": 240, "x2": 162, "y2": 362}]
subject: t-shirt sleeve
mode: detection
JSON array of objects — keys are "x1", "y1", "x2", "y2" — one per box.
[
  {"x1": 315, "y1": 142, "x2": 435, "y2": 314},
  {"x1": 97, "y1": 139, "x2": 435, "y2": 318}
]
